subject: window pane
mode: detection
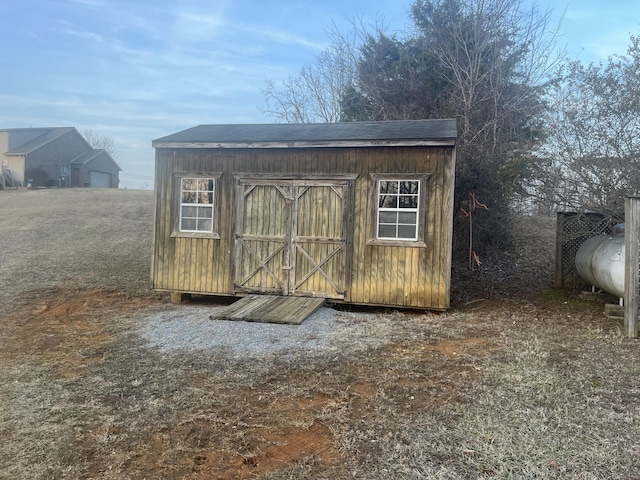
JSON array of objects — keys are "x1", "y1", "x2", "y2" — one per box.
[
  {"x1": 197, "y1": 206, "x2": 212, "y2": 219},
  {"x1": 378, "y1": 224, "x2": 396, "y2": 238},
  {"x1": 398, "y1": 225, "x2": 417, "y2": 239},
  {"x1": 181, "y1": 218, "x2": 196, "y2": 231},
  {"x1": 400, "y1": 181, "x2": 419, "y2": 194},
  {"x1": 182, "y1": 191, "x2": 196, "y2": 204},
  {"x1": 182, "y1": 206, "x2": 197, "y2": 218},
  {"x1": 399, "y1": 195, "x2": 418, "y2": 208},
  {"x1": 182, "y1": 178, "x2": 196, "y2": 190},
  {"x1": 379, "y1": 211, "x2": 397, "y2": 224},
  {"x1": 197, "y1": 219, "x2": 212, "y2": 232},
  {"x1": 379, "y1": 195, "x2": 398, "y2": 208},
  {"x1": 398, "y1": 212, "x2": 417, "y2": 224},
  {"x1": 379, "y1": 180, "x2": 398, "y2": 195}
]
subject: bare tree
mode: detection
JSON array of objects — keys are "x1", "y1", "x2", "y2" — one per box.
[
  {"x1": 82, "y1": 129, "x2": 118, "y2": 160},
  {"x1": 409, "y1": 0, "x2": 564, "y2": 257},
  {"x1": 343, "y1": 0, "x2": 564, "y2": 213},
  {"x1": 261, "y1": 19, "x2": 374, "y2": 123},
  {"x1": 411, "y1": 0, "x2": 563, "y2": 161},
  {"x1": 533, "y1": 35, "x2": 640, "y2": 217}
]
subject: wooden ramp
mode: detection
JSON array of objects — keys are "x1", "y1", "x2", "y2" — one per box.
[{"x1": 209, "y1": 295, "x2": 325, "y2": 325}]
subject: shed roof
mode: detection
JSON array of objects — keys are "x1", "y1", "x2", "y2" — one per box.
[{"x1": 152, "y1": 119, "x2": 457, "y2": 149}]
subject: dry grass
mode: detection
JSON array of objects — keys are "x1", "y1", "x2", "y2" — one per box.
[{"x1": 2, "y1": 189, "x2": 640, "y2": 479}]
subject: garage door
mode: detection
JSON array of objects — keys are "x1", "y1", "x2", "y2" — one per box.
[{"x1": 90, "y1": 171, "x2": 111, "y2": 188}]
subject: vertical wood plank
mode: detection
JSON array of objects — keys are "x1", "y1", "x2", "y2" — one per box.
[
  {"x1": 220, "y1": 155, "x2": 232, "y2": 293},
  {"x1": 625, "y1": 196, "x2": 640, "y2": 338},
  {"x1": 161, "y1": 151, "x2": 172, "y2": 289},
  {"x1": 151, "y1": 152, "x2": 163, "y2": 288},
  {"x1": 173, "y1": 237, "x2": 182, "y2": 291},
  {"x1": 195, "y1": 238, "x2": 204, "y2": 291},
  {"x1": 434, "y1": 147, "x2": 448, "y2": 308},
  {"x1": 442, "y1": 146, "x2": 456, "y2": 309},
  {"x1": 203, "y1": 238, "x2": 211, "y2": 292},
  {"x1": 233, "y1": 179, "x2": 245, "y2": 292},
  {"x1": 350, "y1": 149, "x2": 364, "y2": 302}
]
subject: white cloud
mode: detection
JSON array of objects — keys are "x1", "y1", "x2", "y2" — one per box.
[
  {"x1": 57, "y1": 21, "x2": 104, "y2": 43},
  {"x1": 238, "y1": 24, "x2": 327, "y2": 51},
  {"x1": 173, "y1": 13, "x2": 224, "y2": 41},
  {"x1": 67, "y1": 0, "x2": 110, "y2": 7}
]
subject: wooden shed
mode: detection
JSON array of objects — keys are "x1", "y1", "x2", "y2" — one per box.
[{"x1": 151, "y1": 119, "x2": 457, "y2": 310}]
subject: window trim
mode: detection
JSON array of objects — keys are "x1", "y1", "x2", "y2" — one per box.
[
  {"x1": 171, "y1": 172, "x2": 222, "y2": 239},
  {"x1": 367, "y1": 173, "x2": 430, "y2": 248}
]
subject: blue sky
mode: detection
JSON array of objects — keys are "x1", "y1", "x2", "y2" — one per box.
[{"x1": 1, "y1": 1, "x2": 638, "y2": 189}]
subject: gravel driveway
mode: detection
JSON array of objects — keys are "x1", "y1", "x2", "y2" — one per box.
[{"x1": 141, "y1": 304, "x2": 394, "y2": 358}]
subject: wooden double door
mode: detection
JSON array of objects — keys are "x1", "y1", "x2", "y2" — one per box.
[{"x1": 234, "y1": 176, "x2": 353, "y2": 299}]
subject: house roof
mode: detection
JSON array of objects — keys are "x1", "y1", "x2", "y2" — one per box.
[
  {"x1": 152, "y1": 119, "x2": 457, "y2": 149},
  {"x1": 3, "y1": 127, "x2": 82, "y2": 155},
  {"x1": 69, "y1": 148, "x2": 121, "y2": 171}
]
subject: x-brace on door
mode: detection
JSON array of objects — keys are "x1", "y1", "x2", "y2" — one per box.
[{"x1": 234, "y1": 177, "x2": 351, "y2": 299}]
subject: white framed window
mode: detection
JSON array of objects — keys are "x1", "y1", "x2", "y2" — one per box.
[
  {"x1": 369, "y1": 173, "x2": 430, "y2": 247},
  {"x1": 377, "y1": 179, "x2": 420, "y2": 240},
  {"x1": 174, "y1": 174, "x2": 221, "y2": 237}
]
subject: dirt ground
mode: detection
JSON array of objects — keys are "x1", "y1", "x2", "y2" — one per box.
[
  {"x1": 6, "y1": 290, "x2": 342, "y2": 478},
  {"x1": 2, "y1": 189, "x2": 640, "y2": 479},
  {"x1": 2, "y1": 287, "x2": 491, "y2": 478}
]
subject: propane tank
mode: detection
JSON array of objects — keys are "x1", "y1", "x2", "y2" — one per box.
[{"x1": 575, "y1": 228, "x2": 625, "y2": 298}]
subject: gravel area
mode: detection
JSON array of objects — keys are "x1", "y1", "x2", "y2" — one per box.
[{"x1": 141, "y1": 304, "x2": 390, "y2": 358}]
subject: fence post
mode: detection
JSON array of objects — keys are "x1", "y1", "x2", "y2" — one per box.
[
  {"x1": 624, "y1": 196, "x2": 640, "y2": 339},
  {"x1": 554, "y1": 212, "x2": 565, "y2": 289}
]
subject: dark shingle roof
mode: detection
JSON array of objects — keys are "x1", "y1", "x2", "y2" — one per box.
[
  {"x1": 70, "y1": 149, "x2": 103, "y2": 165},
  {"x1": 152, "y1": 119, "x2": 457, "y2": 148},
  {"x1": 70, "y1": 148, "x2": 122, "y2": 171},
  {"x1": 4, "y1": 127, "x2": 78, "y2": 154}
]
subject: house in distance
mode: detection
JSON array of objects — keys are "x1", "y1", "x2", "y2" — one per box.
[
  {"x1": 151, "y1": 119, "x2": 457, "y2": 310},
  {"x1": 0, "y1": 127, "x2": 120, "y2": 188}
]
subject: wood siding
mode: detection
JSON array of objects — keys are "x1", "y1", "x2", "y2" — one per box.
[{"x1": 152, "y1": 145, "x2": 455, "y2": 309}]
